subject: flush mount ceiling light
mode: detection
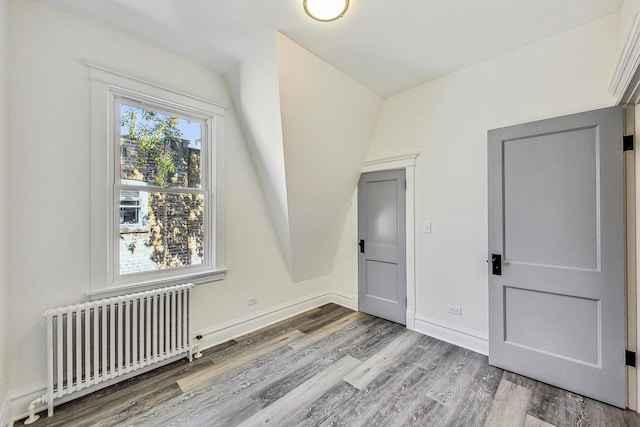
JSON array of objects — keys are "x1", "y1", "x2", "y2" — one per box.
[{"x1": 303, "y1": 0, "x2": 349, "y2": 22}]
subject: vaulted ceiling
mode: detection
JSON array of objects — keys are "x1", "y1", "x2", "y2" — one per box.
[{"x1": 37, "y1": 0, "x2": 622, "y2": 97}]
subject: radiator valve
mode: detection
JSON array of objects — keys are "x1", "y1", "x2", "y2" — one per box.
[
  {"x1": 24, "y1": 394, "x2": 47, "y2": 425},
  {"x1": 193, "y1": 334, "x2": 203, "y2": 359}
]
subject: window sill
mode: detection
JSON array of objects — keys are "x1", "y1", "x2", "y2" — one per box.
[{"x1": 86, "y1": 268, "x2": 227, "y2": 300}]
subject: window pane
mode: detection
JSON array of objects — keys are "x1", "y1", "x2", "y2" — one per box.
[
  {"x1": 119, "y1": 191, "x2": 204, "y2": 275},
  {"x1": 120, "y1": 104, "x2": 202, "y2": 189},
  {"x1": 120, "y1": 206, "x2": 139, "y2": 225}
]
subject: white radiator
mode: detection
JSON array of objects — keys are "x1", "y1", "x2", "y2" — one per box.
[{"x1": 42, "y1": 283, "x2": 194, "y2": 417}]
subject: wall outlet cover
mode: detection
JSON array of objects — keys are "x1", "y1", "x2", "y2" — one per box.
[{"x1": 447, "y1": 305, "x2": 462, "y2": 316}]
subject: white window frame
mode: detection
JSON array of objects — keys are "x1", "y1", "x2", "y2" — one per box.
[{"x1": 87, "y1": 61, "x2": 227, "y2": 297}]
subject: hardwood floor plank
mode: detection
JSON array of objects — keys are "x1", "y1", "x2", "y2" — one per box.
[
  {"x1": 18, "y1": 304, "x2": 640, "y2": 427},
  {"x1": 526, "y1": 380, "x2": 566, "y2": 425},
  {"x1": 296, "y1": 305, "x2": 354, "y2": 334},
  {"x1": 115, "y1": 344, "x2": 298, "y2": 426},
  {"x1": 344, "y1": 330, "x2": 421, "y2": 389},
  {"x1": 287, "y1": 312, "x2": 364, "y2": 350},
  {"x1": 35, "y1": 383, "x2": 182, "y2": 427},
  {"x1": 232, "y1": 308, "x2": 324, "y2": 344},
  {"x1": 276, "y1": 380, "x2": 359, "y2": 427},
  {"x1": 346, "y1": 318, "x2": 408, "y2": 361},
  {"x1": 94, "y1": 383, "x2": 183, "y2": 427},
  {"x1": 418, "y1": 345, "x2": 483, "y2": 408},
  {"x1": 403, "y1": 396, "x2": 446, "y2": 426},
  {"x1": 525, "y1": 377, "x2": 640, "y2": 427},
  {"x1": 320, "y1": 335, "x2": 452, "y2": 427},
  {"x1": 236, "y1": 355, "x2": 361, "y2": 426},
  {"x1": 565, "y1": 393, "x2": 627, "y2": 427},
  {"x1": 503, "y1": 370, "x2": 539, "y2": 390},
  {"x1": 396, "y1": 344, "x2": 492, "y2": 426},
  {"x1": 364, "y1": 367, "x2": 443, "y2": 427},
  {"x1": 124, "y1": 311, "x2": 380, "y2": 426},
  {"x1": 230, "y1": 304, "x2": 347, "y2": 346},
  {"x1": 483, "y1": 378, "x2": 532, "y2": 427},
  {"x1": 248, "y1": 318, "x2": 389, "y2": 407},
  {"x1": 624, "y1": 409, "x2": 640, "y2": 426},
  {"x1": 445, "y1": 362, "x2": 503, "y2": 427},
  {"x1": 524, "y1": 414, "x2": 558, "y2": 427},
  {"x1": 177, "y1": 328, "x2": 304, "y2": 392},
  {"x1": 31, "y1": 355, "x2": 216, "y2": 426}
]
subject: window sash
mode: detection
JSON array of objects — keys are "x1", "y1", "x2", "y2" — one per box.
[
  {"x1": 112, "y1": 96, "x2": 214, "y2": 287},
  {"x1": 116, "y1": 97, "x2": 207, "y2": 190}
]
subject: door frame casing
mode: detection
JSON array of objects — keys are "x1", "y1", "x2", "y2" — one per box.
[
  {"x1": 609, "y1": 11, "x2": 640, "y2": 410},
  {"x1": 354, "y1": 153, "x2": 419, "y2": 328}
]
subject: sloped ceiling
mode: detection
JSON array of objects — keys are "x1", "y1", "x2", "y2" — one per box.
[
  {"x1": 226, "y1": 33, "x2": 383, "y2": 282},
  {"x1": 37, "y1": 0, "x2": 622, "y2": 97}
]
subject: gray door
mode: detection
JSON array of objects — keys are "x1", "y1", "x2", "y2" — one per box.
[
  {"x1": 488, "y1": 106, "x2": 626, "y2": 407},
  {"x1": 358, "y1": 169, "x2": 406, "y2": 325}
]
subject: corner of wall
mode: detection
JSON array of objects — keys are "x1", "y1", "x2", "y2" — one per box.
[
  {"x1": 412, "y1": 315, "x2": 489, "y2": 356},
  {"x1": 327, "y1": 189, "x2": 358, "y2": 312},
  {"x1": 0, "y1": 397, "x2": 9, "y2": 427},
  {"x1": 0, "y1": 0, "x2": 9, "y2": 423}
]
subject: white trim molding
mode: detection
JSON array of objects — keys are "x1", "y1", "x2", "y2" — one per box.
[
  {"x1": 610, "y1": 11, "x2": 640, "y2": 104},
  {"x1": 8, "y1": 383, "x2": 46, "y2": 425},
  {"x1": 362, "y1": 153, "x2": 420, "y2": 173},
  {"x1": 331, "y1": 290, "x2": 357, "y2": 311},
  {"x1": 0, "y1": 394, "x2": 9, "y2": 427},
  {"x1": 414, "y1": 314, "x2": 489, "y2": 355},
  {"x1": 83, "y1": 60, "x2": 229, "y2": 110},
  {"x1": 361, "y1": 153, "x2": 419, "y2": 329}
]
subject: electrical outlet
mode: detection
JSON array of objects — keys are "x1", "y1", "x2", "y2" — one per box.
[
  {"x1": 447, "y1": 305, "x2": 462, "y2": 316},
  {"x1": 248, "y1": 296, "x2": 258, "y2": 306},
  {"x1": 424, "y1": 221, "x2": 432, "y2": 234}
]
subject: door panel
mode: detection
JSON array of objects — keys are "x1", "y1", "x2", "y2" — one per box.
[
  {"x1": 358, "y1": 170, "x2": 406, "y2": 325},
  {"x1": 503, "y1": 127, "x2": 599, "y2": 270},
  {"x1": 488, "y1": 106, "x2": 625, "y2": 407}
]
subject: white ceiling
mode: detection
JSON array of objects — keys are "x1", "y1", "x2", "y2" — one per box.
[{"x1": 37, "y1": 0, "x2": 623, "y2": 97}]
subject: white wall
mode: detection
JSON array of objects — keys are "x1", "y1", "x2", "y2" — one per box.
[
  {"x1": 329, "y1": 190, "x2": 358, "y2": 308},
  {"x1": 362, "y1": 13, "x2": 620, "y2": 344},
  {"x1": 7, "y1": 0, "x2": 329, "y2": 404},
  {"x1": 277, "y1": 33, "x2": 383, "y2": 283},
  {"x1": 225, "y1": 35, "x2": 293, "y2": 275},
  {"x1": 227, "y1": 33, "x2": 383, "y2": 285},
  {"x1": 0, "y1": 0, "x2": 8, "y2": 421}
]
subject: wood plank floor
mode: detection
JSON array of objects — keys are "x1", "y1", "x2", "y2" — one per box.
[{"x1": 18, "y1": 304, "x2": 640, "y2": 427}]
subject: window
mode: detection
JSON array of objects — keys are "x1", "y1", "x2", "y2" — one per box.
[
  {"x1": 88, "y1": 62, "x2": 226, "y2": 295},
  {"x1": 116, "y1": 100, "x2": 206, "y2": 277},
  {"x1": 119, "y1": 190, "x2": 144, "y2": 228}
]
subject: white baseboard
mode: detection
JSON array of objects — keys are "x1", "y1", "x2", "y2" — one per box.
[
  {"x1": 8, "y1": 383, "x2": 46, "y2": 425},
  {"x1": 329, "y1": 291, "x2": 356, "y2": 311},
  {"x1": 413, "y1": 314, "x2": 489, "y2": 355},
  {"x1": 406, "y1": 310, "x2": 416, "y2": 330},
  {"x1": 0, "y1": 393, "x2": 9, "y2": 427},
  {"x1": 197, "y1": 290, "x2": 351, "y2": 352}
]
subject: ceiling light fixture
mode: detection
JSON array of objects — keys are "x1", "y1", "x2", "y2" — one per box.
[{"x1": 303, "y1": 0, "x2": 349, "y2": 22}]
